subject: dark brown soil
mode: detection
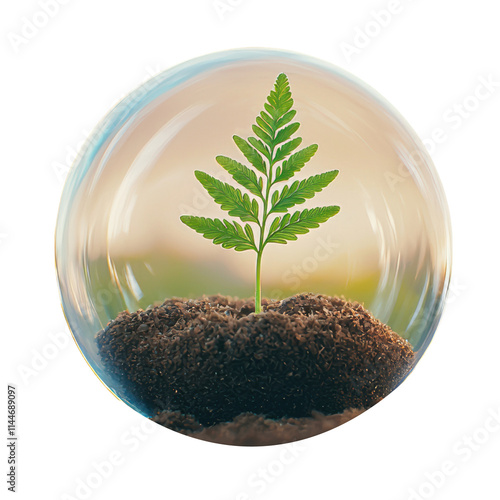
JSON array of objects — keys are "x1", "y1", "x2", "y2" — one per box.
[
  {"x1": 96, "y1": 293, "x2": 415, "y2": 442},
  {"x1": 151, "y1": 408, "x2": 366, "y2": 446}
]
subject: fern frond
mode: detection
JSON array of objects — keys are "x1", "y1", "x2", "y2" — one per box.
[
  {"x1": 270, "y1": 170, "x2": 339, "y2": 213},
  {"x1": 180, "y1": 216, "x2": 256, "y2": 252},
  {"x1": 265, "y1": 206, "x2": 340, "y2": 245},
  {"x1": 195, "y1": 171, "x2": 259, "y2": 223}
]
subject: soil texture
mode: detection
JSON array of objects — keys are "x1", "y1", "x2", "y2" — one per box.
[{"x1": 97, "y1": 293, "x2": 415, "y2": 444}]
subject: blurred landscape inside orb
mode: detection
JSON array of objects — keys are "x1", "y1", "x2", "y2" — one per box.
[{"x1": 56, "y1": 49, "x2": 451, "y2": 445}]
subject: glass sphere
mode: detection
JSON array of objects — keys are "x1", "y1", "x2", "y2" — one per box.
[{"x1": 55, "y1": 48, "x2": 451, "y2": 442}]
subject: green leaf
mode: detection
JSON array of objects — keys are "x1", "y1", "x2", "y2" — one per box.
[
  {"x1": 251, "y1": 124, "x2": 273, "y2": 148},
  {"x1": 264, "y1": 73, "x2": 294, "y2": 122},
  {"x1": 265, "y1": 206, "x2": 340, "y2": 245},
  {"x1": 233, "y1": 135, "x2": 267, "y2": 174},
  {"x1": 244, "y1": 223, "x2": 255, "y2": 241},
  {"x1": 181, "y1": 73, "x2": 341, "y2": 312},
  {"x1": 259, "y1": 110, "x2": 274, "y2": 127},
  {"x1": 270, "y1": 170, "x2": 339, "y2": 213},
  {"x1": 195, "y1": 170, "x2": 259, "y2": 222},
  {"x1": 264, "y1": 103, "x2": 275, "y2": 117},
  {"x1": 273, "y1": 122, "x2": 300, "y2": 147},
  {"x1": 275, "y1": 110, "x2": 296, "y2": 130},
  {"x1": 268, "y1": 216, "x2": 281, "y2": 234},
  {"x1": 255, "y1": 116, "x2": 273, "y2": 137},
  {"x1": 276, "y1": 98, "x2": 294, "y2": 117},
  {"x1": 271, "y1": 190, "x2": 279, "y2": 206},
  {"x1": 274, "y1": 144, "x2": 319, "y2": 183},
  {"x1": 248, "y1": 137, "x2": 271, "y2": 162},
  {"x1": 215, "y1": 155, "x2": 263, "y2": 198},
  {"x1": 180, "y1": 216, "x2": 256, "y2": 252},
  {"x1": 273, "y1": 137, "x2": 302, "y2": 164}
]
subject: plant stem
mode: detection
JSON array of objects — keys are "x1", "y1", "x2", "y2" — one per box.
[
  {"x1": 255, "y1": 145, "x2": 274, "y2": 314},
  {"x1": 254, "y1": 136, "x2": 275, "y2": 314},
  {"x1": 255, "y1": 186, "x2": 269, "y2": 314},
  {"x1": 255, "y1": 250, "x2": 263, "y2": 313}
]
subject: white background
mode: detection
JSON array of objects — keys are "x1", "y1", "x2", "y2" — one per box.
[{"x1": 1, "y1": 1, "x2": 499, "y2": 499}]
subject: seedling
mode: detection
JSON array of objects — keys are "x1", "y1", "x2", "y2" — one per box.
[{"x1": 181, "y1": 73, "x2": 340, "y2": 313}]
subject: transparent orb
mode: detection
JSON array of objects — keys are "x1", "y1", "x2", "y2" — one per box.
[{"x1": 56, "y1": 49, "x2": 451, "y2": 436}]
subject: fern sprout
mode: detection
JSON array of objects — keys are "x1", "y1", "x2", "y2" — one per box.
[{"x1": 181, "y1": 73, "x2": 340, "y2": 313}]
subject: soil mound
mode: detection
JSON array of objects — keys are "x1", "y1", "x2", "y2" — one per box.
[
  {"x1": 151, "y1": 408, "x2": 366, "y2": 446},
  {"x1": 97, "y1": 294, "x2": 414, "y2": 440}
]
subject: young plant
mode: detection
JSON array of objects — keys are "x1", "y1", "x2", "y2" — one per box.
[{"x1": 180, "y1": 73, "x2": 340, "y2": 313}]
